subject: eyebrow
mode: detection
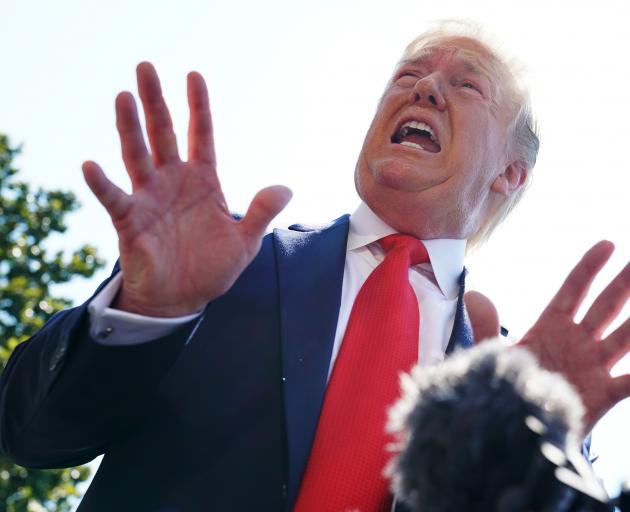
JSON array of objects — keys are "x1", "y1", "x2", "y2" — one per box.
[
  {"x1": 457, "y1": 51, "x2": 496, "y2": 82},
  {"x1": 460, "y1": 58, "x2": 483, "y2": 75},
  {"x1": 404, "y1": 47, "x2": 495, "y2": 82}
]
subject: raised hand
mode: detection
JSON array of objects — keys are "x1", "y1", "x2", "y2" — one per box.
[
  {"x1": 517, "y1": 241, "x2": 630, "y2": 433},
  {"x1": 82, "y1": 63, "x2": 292, "y2": 317}
]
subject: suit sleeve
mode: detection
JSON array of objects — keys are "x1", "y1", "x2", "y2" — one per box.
[{"x1": 0, "y1": 267, "x2": 199, "y2": 469}]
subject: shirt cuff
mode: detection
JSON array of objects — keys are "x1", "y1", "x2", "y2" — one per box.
[{"x1": 87, "y1": 273, "x2": 203, "y2": 346}]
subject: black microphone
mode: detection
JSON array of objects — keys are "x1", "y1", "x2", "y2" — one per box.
[{"x1": 386, "y1": 341, "x2": 619, "y2": 512}]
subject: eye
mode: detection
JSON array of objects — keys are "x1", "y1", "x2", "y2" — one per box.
[
  {"x1": 460, "y1": 80, "x2": 483, "y2": 95},
  {"x1": 395, "y1": 70, "x2": 424, "y2": 85},
  {"x1": 397, "y1": 72, "x2": 417, "y2": 80}
]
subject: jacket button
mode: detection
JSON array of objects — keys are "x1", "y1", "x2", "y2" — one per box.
[{"x1": 97, "y1": 326, "x2": 114, "y2": 339}]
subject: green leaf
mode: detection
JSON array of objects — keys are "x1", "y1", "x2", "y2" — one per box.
[{"x1": 0, "y1": 133, "x2": 103, "y2": 510}]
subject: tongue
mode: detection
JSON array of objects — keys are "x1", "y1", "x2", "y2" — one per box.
[{"x1": 400, "y1": 133, "x2": 440, "y2": 153}]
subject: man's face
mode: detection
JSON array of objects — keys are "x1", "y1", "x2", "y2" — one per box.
[{"x1": 355, "y1": 38, "x2": 521, "y2": 240}]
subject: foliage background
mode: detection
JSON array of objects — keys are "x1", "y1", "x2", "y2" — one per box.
[{"x1": 0, "y1": 135, "x2": 104, "y2": 511}]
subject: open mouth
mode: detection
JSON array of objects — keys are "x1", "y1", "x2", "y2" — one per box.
[{"x1": 391, "y1": 120, "x2": 441, "y2": 153}]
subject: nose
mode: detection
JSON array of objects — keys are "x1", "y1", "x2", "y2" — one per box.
[{"x1": 409, "y1": 75, "x2": 446, "y2": 111}]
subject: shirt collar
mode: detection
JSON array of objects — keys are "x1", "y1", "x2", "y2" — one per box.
[{"x1": 347, "y1": 202, "x2": 466, "y2": 299}]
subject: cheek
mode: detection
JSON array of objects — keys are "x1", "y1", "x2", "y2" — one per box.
[
  {"x1": 360, "y1": 118, "x2": 388, "y2": 159},
  {"x1": 354, "y1": 164, "x2": 366, "y2": 199},
  {"x1": 458, "y1": 119, "x2": 506, "y2": 175},
  {"x1": 455, "y1": 159, "x2": 504, "y2": 224},
  {"x1": 366, "y1": 92, "x2": 404, "y2": 140}
]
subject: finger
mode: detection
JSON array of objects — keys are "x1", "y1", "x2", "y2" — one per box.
[
  {"x1": 136, "y1": 62, "x2": 180, "y2": 166},
  {"x1": 115, "y1": 92, "x2": 152, "y2": 189},
  {"x1": 464, "y1": 290, "x2": 500, "y2": 343},
  {"x1": 239, "y1": 186, "x2": 293, "y2": 240},
  {"x1": 600, "y1": 317, "x2": 630, "y2": 369},
  {"x1": 582, "y1": 261, "x2": 630, "y2": 338},
  {"x1": 187, "y1": 71, "x2": 216, "y2": 166},
  {"x1": 82, "y1": 161, "x2": 132, "y2": 221},
  {"x1": 545, "y1": 241, "x2": 615, "y2": 317}
]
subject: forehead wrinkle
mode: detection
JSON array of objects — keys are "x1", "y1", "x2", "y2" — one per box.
[
  {"x1": 400, "y1": 47, "x2": 502, "y2": 109},
  {"x1": 403, "y1": 46, "x2": 495, "y2": 84}
]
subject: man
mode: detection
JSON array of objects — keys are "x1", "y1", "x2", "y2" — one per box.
[{"x1": 1, "y1": 22, "x2": 628, "y2": 511}]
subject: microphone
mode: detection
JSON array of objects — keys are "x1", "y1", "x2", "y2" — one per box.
[{"x1": 386, "y1": 340, "x2": 620, "y2": 512}]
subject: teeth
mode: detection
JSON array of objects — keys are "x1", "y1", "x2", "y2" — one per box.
[
  {"x1": 400, "y1": 120, "x2": 438, "y2": 144},
  {"x1": 400, "y1": 141, "x2": 425, "y2": 150}
]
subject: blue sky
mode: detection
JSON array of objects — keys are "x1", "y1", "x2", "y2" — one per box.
[{"x1": 2, "y1": 0, "x2": 628, "y2": 500}]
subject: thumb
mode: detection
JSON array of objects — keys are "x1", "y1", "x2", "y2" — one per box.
[
  {"x1": 240, "y1": 185, "x2": 293, "y2": 239},
  {"x1": 464, "y1": 290, "x2": 500, "y2": 344}
]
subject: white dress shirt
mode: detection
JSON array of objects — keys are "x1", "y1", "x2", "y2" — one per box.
[
  {"x1": 332, "y1": 203, "x2": 465, "y2": 374},
  {"x1": 88, "y1": 203, "x2": 466, "y2": 373}
]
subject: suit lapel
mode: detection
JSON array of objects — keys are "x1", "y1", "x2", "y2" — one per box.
[
  {"x1": 273, "y1": 215, "x2": 350, "y2": 506},
  {"x1": 445, "y1": 267, "x2": 473, "y2": 354},
  {"x1": 392, "y1": 268, "x2": 471, "y2": 512}
]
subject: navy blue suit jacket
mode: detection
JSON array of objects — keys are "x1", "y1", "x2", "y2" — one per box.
[{"x1": 0, "y1": 214, "x2": 473, "y2": 511}]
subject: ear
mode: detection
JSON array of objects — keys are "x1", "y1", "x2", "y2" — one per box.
[{"x1": 491, "y1": 161, "x2": 527, "y2": 197}]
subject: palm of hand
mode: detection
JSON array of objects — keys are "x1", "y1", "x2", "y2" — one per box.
[
  {"x1": 520, "y1": 309, "x2": 616, "y2": 432},
  {"x1": 83, "y1": 63, "x2": 291, "y2": 317},
  {"x1": 115, "y1": 163, "x2": 252, "y2": 316},
  {"x1": 516, "y1": 242, "x2": 630, "y2": 433}
]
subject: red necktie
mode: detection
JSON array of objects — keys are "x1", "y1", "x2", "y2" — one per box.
[{"x1": 294, "y1": 234, "x2": 429, "y2": 512}]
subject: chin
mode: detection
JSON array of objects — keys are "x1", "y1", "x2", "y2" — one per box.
[
  {"x1": 356, "y1": 157, "x2": 447, "y2": 235},
  {"x1": 370, "y1": 153, "x2": 446, "y2": 193}
]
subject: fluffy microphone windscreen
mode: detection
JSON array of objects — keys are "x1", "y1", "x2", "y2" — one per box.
[{"x1": 386, "y1": 340, "x2": 585, "y2": 512}]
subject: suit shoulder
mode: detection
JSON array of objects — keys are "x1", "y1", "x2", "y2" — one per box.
[{"x1": 287, "y1": 214, "x2": 350, "y2": 233}]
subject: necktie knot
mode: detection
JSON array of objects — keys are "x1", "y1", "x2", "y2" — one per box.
[{"x1": 379, "y1": 234, "x2": 429, "y2": 267}]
